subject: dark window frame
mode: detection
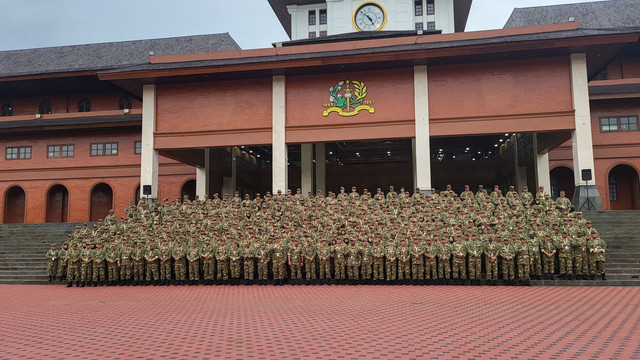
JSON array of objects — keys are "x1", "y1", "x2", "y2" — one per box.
[
  {"x1": 6, "y1": 146, "x2": 31, "y2": 160},
  {"x1": 600, "y1": 116, "x2": 638, "y2": 132},
  {"x1": 426, "y1": 0, "x2": 435, "y2": 15},
  {"x1": 48, "y1": 144, "x2": 74, "y2": 158},
  {"x1": 609, "y1": 174, "x2": 618, "y2": 201},
  {"x1": 134, "y1": 141, "x2": 142, "y2": 155},
  {"x1": 415, "y1": 22, "x2": 424, "y2": 31},
  {"x1": 78, "y1": 98, "x2": 91, "y2": 112},
  {"x1": 319, "y1": 9, "x2": 327, "y2": 24},
  {"x1": 1, "y1": 103, "x2": 13, "y2": 116},
  {"x1": 309, "y1": 31, "x2": 317, "y2": 38},
  {"x1": 90, "y1": 142, "x2": 118, "y2": 156},
  {"x1": 118, "y1": 96, "x2": 133, "y2": 110},
  {"x1": 319, "y1": 30, "x2": 327, "y2": 37},
  {"x1": 39, "y1": 101, "x2": 52, "y2": 114},
  {"x1": 308, "y1": 10, "x2": 316, "y2": 25},
  {"x1": 415, "y1": 0, "x2": 423, "y2": 16},
  {"x1": 427, "y1": 21, "x2": 435, "y2": 30}
]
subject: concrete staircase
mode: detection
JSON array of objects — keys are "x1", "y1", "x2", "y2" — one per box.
[
  {"x1": 531, "y1": 210, "x2": 640, "y2": 286},
  {"x1": 0, "y1": 222, "x2": 82, "y2": 285}
]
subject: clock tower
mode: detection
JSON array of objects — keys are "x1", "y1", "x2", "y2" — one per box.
[{"x1": 269, "y1": 0, "x2": 472, "y2": 41}]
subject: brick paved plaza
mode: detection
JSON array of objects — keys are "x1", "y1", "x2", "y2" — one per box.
[{"x1": 1, "y1": 285, "x2": 639, "y2": 359}]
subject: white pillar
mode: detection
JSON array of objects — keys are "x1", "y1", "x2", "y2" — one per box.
[
  {"x1": 196, "y1": 148, "x2": 210, "y2": 199},
  {"x1": 140, "y1": 84, "x2": 159, "y2": 204},
  {"x1": 536, "y1": 152, "x2": 551, "y2": 193},
  {"x1": 222, "y1": 147, "x2": 237, "y2": 196},
  {"x1": 301, "y1": 143, "x2": 313, "y2": 196},
  {"x1": 414, "y1": 65, "x2": 432, "y2": 193},
  {"x1": 272, "y1": 75, "x2": 288, "y2": 193},
  {"x1": 570, "y1": 53, "x2": 602, "y2": 209},
  {"x1": 315, "y1": 143, "x2": 326, "y2": 196}
]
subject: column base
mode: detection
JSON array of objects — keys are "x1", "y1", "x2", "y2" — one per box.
[
  {"x1": 572, "y1": 185, "x2": 602, "y2": 211},
  {"x1": 418, "y1": 189, "x2": 433, "y2": 196}
]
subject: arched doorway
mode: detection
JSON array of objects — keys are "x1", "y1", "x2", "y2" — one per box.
[
  {"x1": 181, "y1": 179, "x2": 196, "y2": 201},
  {"x1": 46, "y1": 185, "x2": 69, "y2": 222},
  {"x1": 608, "y1": 164, "x2": 640, "y2": 210},
  {"x1": 550, "y1": 166, "x2": 575, "y2": 200},
  {"x1": 4, "y1": 186, "x2": 25, "y2": 223},
  {"x1": 90, "y1": 183, "x2": 113, "y2": 221}
]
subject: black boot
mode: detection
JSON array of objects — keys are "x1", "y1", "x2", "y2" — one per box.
[
  {"x1": 601, "y1": 273, "x2": 607, "y2": 281},
  {"x1": 80, "y1": 282, "x2": 85, "y2": 287},
  {"x1": 67, "y1": 282, "x2": 73, "y2": 287}
]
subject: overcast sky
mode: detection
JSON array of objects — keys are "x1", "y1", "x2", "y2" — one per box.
[{"x1": 0, "y1": 0, "x2": 606, "y2": 51}]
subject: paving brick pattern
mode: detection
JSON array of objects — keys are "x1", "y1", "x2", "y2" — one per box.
[{"x1": 1, "y1": 285, "x2": 639, "y2": 359}]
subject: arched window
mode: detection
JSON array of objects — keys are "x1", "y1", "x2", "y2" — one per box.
[
  {"x1": 39, "y1": 101, "x2": 52, "y2": 114},
  {"x1": 609, "y1": 174, "x2": 618, "y2": 201},
  {"x1": 1, "y1": 103, "x2": 13, "y2": 116},
  {"x1": 78, "y1": 98, "x2": 91, "y2": 112},
  {"x1": 118, "y1": 96, "x2": 132, "y2": 110}
]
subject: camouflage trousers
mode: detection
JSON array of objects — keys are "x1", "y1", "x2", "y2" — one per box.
[
  {"x1": 244, "y1": 259, "x2": 255, "y2": 280},
  {"x1": 502, "y1": 259, "x2": 515, "y2": 280},
  {"x1": 57, "y1": 260, "x2": 67, "y2": 278},
  {"x1": 347, "y1": 265, "x2": 359, "y2": 280},
  {"x1": 272, "y1": 260, "x2": 287, "y2": 280},
  {"x1": 67, "y1": 264, "x2": 80, "y2": 282},
  {"x1": 120, "y1": 260, "x2": 133, "y2": 280},
  {"x1": 203, "y1": 259, "x2": 215, "y2": 280},
  {"x1": 230, "y1": 260, "x2": 241, "y2": 279},
  {"x1": 174, "y1": 258, "x2": 186, "y2": 281},
  {"x1": 517, "y1": 260, "x2": 530, "y2": 280},
  {"x1": 290, "y1": 263, "x2": 303, "y2": 279},
  {"x1": 559, "y1": 255, "x2": 573, "y2": 275},
  {"x1": 573, "y1": 249, "x2": 589, "y2": 275},
  {"x1": 160, "y1": 259, "x2": 172, "y2": 280},
  {"x1": 318, "y1": 260, "x2": 331, "y2": 279},
  {"x1": 133, "y1": 260, "x2": 145, "y2": 281},
  {"x1": 372, "y1": 259, "x2": 384, "y2": 280},
  {"x1": 257, "y1": 260, "x2": 269, "y2": 280},
  {"x1": 386, "y1": 260, "x2": 397, "y2": 281},
  {"x1": 530, "y1": 254, "x2": 542, "y2": 276},
  {"x1": 107, "y1": 262, "x2": 119, "y2": 281},
  {"x1": 452, "y1": 258, "x2": 466, "y2": 279},
  {"x1": 411, "y1": 261, "x2": 424, "y2": 280},
  {"x1": 334, "y1": 261, "x2": 346, "y2": 279},
  {"x1": 542, "y1": 254, "x2": 555, "y2": 274},
  {"x1": 92, "y1": 261, "x2": 106, "y2": 282},
  {"x1": 425, "y1": 259, "x2": 437, "y2": 280},
  {"x1": 398, "y1": 260, "x2": 410, "y2": 280},
  {"x1": 361, "y1": 262, "x2": 373, "y2": 280},
  {"x1": 80, "y1": 262, "x2": 92, "y2": 282},
  {"x1": 485, "y1": 256, "x2": 498, "y2": 280},
  {"x1": 438, "y1": 258, "x2": 450, "y2": 279},
  {"x1": 304, "y1": 259, "x2": 317, "y2": 280},
  {"x1": 146, "y1": 261, "x2": 159, "y2": 281},
  {"x1": 47, "y1": 259, "x2": 58, "y2": 277},
  {"x1": 216, "y1": 259, "x2": 229, "y2": 280},
  {"x1": 188, "y1": 260, "x2": 200, "y2": 280},
  {"x1": 590, "y1": 259, "x2": 606, "y2": 275},
  {"x1": 468, "y1": 257, "x2": 481, "y2": 280}
]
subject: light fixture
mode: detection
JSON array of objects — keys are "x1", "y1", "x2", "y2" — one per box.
[
  {"x1": 329, "y1": 151, "x2": 333, "y2": 155},
  {"x1": 439, "y1": 149, "x2": 443, "y2": 152},
  {"x1": 356, "y1": 152, "x2": 360, "y2": 157},
  {"x1": 257, "y1": 154, "x2": 261, "y2": 158},
  {"x1": 249, "y1": 150, "x2": 253, "y2": 153},
  {"x1": 472, "y1": 158, "x2": 476, "y2": 161},
  {"x1": 494, "y1": 144, "x2": 499, "y2": 147},
  {"x1": 504, "y1": 133, "x2": 509, "y2": 136},
  {"x1": 452, "y1": 155, "x2": 456, "y2": 159},
  {"x1": 499, "y1": 139, "x2": 503, "y2": 142},
  {"x1": 478, "y1": 151, "x2": 481, "y2": 154},
  {"x1": 465, "y1": 147, "x2": 469, "y2": 151}
]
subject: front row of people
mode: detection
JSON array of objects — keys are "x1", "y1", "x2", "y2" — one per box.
[{"x1": 46, "y1": 230, "x2": 607, "y2": 287}]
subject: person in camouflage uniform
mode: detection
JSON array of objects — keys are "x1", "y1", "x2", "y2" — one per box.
[
  {"x1": 91, "y1": 242, "x2": 107, "y2": 286},
  {"x1": 201, "y1": 240, "x2": 216, "y2": 285},
  {"x1": 333, "y1": 239, "x2": 348, "y2": 284},
  {"x1": 371, "y1": 237, "x2": 385, "y2": 284},
  {"x1": 450, "y1": 235, "x2": 467, "y2": 285},
  {"x1": 385, "y1": 240, "x2": 398, "y2": 282},
  {"x1": 132, "y1": 242, "x2": 146, "y2": 286},
  {"x1": 515, "y1": 236, "x2": 531, "y2": 286},
  {"x1": 588, "y1": 231, "x2": 607, "y2": 280},
  {"x1": 572, "y1": 230, "x2": 589, "y2": 280},
  {"x1": 436, "y1": 237, "x2": 451, "y2": 284},
  {"x1": 243, "y1": 241, "x2": 256, "y2": 285},
  {"x1": 303, "y1": 238, "x2": 317, "y2": 284},
  {"x1": 271, "y1": 237, "x2": 287, "y2": 285},
  {"x1": 316, "y1": 238, "x2": 332, "y2": 283},
  {"x1": 66, "y1": 243, "x2": 81, "y2": 287},
  {"x1": 528, "y1": 231, "x2": 542, "y2": 279},
  {"x1": 145, "y1": 242, "x2": 160, "y2": 285},
  {"x1": 557, "y1": 231, "x2": 574, "y2": 280},
  {"x1": 541, "y1": 234, "x2": 556, "y2": 280},
  {"x1": 256, "y1": 241, "x2": 271, "y2": 285},
  {"x1": 346, "y1": 239, "x2": 361, "y2": 284},
  {"x1": 484, "y1": 236, "x2": 500, "y2": 285},
  {"x1": 424, "y1": 237, "x2": 438, "y2": 283},
  {"x1": 172, "y1": 240, "x2": 187, "y2": 285},
  {"x1": 159, "y1": 239, "x2": 173, "y2": 286},
  {"x1": 360, "y1": 239, "x2": 373, "y2": 284},
  {"x1": 229, "y1": 242, "x2": 243, "y2": 285},
  {"x1": 79, "y1": 243, "x2": 93, "y2": 287},
  {"x1": 410, "y1": 237, "x2": 424, "y2": 284},
  {"x1": 119, "y1": 240, "x2": 134, "y2": 285},
  {"x1": 500, "y1": 237, "x2": 516, "y2": 285},
  {"x1": 45, "y1": 244, "x2": 58, "y2": 282},
  {"x1": 288, "y1": 238, "x2": 304, "y2": 285},
  {"x1": 106, "y1": 243, "x2": 120, "y2": 286},
  {"x1": 56, "y1": 241, "x2": 70, "y2": 281},
  {"x1": 186, "y1": 240, "x2": 201, "y2": 285},
  {"x1": 466, "y1": 233, "x2": 482, "y2": 285},
  {"x1": 215, "y1": 239, "x2": 230, "y2": 284}
]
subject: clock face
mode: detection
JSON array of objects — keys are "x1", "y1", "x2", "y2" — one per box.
[{"x1": 354, "y1": 2, "x2": 387, "y2": 31}]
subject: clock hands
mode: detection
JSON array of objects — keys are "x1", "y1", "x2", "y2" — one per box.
[{"x1": 364, "y1": 13, "x2": 375, "y2": 25}]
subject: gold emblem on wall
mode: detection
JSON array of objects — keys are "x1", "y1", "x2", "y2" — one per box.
[{"x1": 322, "y1": 80, "x2": 375, "y2": 117}]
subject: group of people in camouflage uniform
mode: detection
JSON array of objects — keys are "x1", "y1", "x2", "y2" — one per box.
[{"x1": 46, "y1": 183, "x2": 607, "y2": 287}]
